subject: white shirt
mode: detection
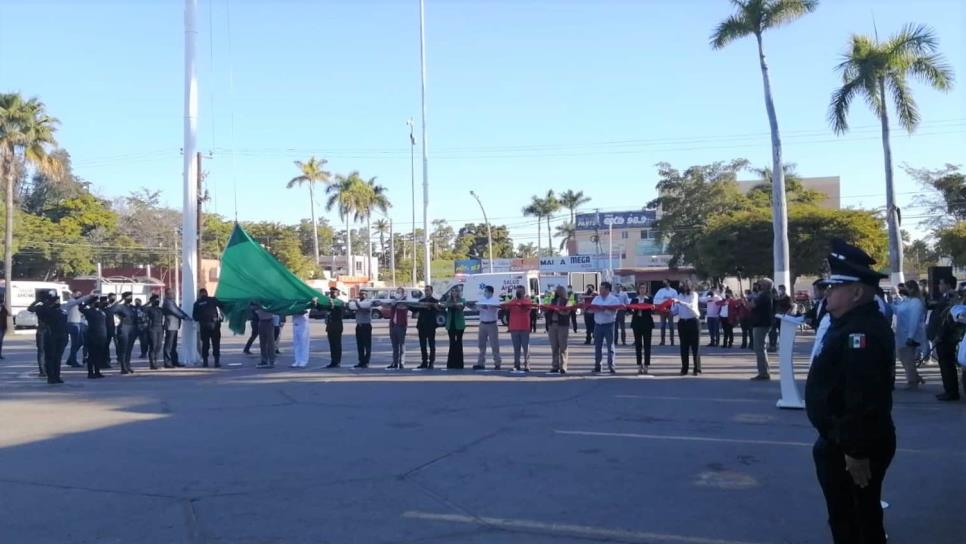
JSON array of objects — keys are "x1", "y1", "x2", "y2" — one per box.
[
  {"x1": 673, "y1": 292, "x2": 700, "y2": 320},
  {"x1": 700, "y1": 293, "x2": 723, "y2": 318},
  {"x1": 591, "y1": 293, "x2": 621, "y2": 324},
  {"x1": 654, "y1": 287, "x2": 678, "y2": 305},
  {"x1": 477, "y1": 295, "x2": 501, "y2": 323}
]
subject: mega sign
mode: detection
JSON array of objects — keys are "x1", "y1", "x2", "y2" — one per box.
[
  {"x1": 575, "y1": 210, "x2": 657, "y2": 231},
  {"x1": 539, "y1": 255, "x2": 613, "y2": 272}
]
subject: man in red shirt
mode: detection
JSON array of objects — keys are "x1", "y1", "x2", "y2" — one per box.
[{"x1": 505, "y1": 286, "x2": 533, "y2": 372}]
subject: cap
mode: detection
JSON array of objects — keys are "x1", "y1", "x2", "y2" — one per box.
[{"x1": 819, "y1": 239, "x2": 887, "y2": 287}]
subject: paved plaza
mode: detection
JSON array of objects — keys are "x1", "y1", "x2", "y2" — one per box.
[{"x1": 1, "y1": 320, "x2": 963, "y2": 543}]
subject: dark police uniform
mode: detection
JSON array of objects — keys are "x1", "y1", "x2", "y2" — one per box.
[
  {"x1": 322, "y1": 298, "x2": 345, "y2": 368},
  {"x1": 805, "y1": 240, "x2": 895, "y2": 544},
  {"x1": 28, "y1": 295, "x2": 70, "y2": 384},
  {"x1": 111, "y1": 298, "x2": 139, "y2": 374},
  {"x1": 413, "y1": 296, "x2": 440, "y2": 369},
  {"x1": 144, "y1": 300, "x2": 166, "y2": 369},
  {"x1": 80, "y1": 300, "x2": 108, "y2": 377},
  {"x1": 193, "y1": 294, "x2": 225, "y2": 367}
]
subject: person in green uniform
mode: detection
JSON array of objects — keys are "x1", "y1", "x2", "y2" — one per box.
[{"x1": 444, "y1": 287, "x2": 466, "y2": 369}]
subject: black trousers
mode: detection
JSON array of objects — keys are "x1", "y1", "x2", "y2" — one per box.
[
  {"x1": 936, "y1": 342, "x2": 961, "y2": 398},
  {"x1": 615, "y1": 312, "x2": 627, "y2": 344},
  {"x1": 356, "y1": 324, "x2": 372, "y2": 366},
  {"x1": 138, "y1": 328, "x2": 149, "y2": 357},
  {"x1": 447, "y1": 328, "x2": 465, "y2": 369},
  {"x1": 570, "y1": 311, "x2": 578, "y2": 333},
  {"x1": 584, "y1": 313, "x2": 595, "y2": 343},
  {"x1": 722, "y1": 321, "x2": 735, "y2": 347},
  {"x1": 327, "y1": 326, "x2": 343, "y2": 365},
  {"x1": 677, "y1": 318, "x2": 701, "y2": 373},
  {"x1": 199, "y1": 321, "x2": 222, "y2": 365},
  {"x1": 631, "y1": 322, "x2": 653, "y2": 367},
  {"x1": 43, "y1": 332, "x2": 67, "y2": 382},
  {"x1": 116, "y1": 326, "x2": 136, "y2": 372},
  {"x1": 106, "y1": 330, "x2": 114, "y2": 362},
  {"x1": 36, "y1": 328, "x2": 48, "y2": 376},
  {"x1": 530, "y1": 310, "x2": 538, "y2": 333},
  {"x1": 86, "y1": 334, "x2": 107, "y2": 375},
  {"x1": 418, "y1": 327, "x2": 436, "y2": 366},
  {"x1": 813, "y1": 435, "x2": 895, "y2": 544},
  {"x1": 163, "y1": 330, "x2": 180, "y2": 365},
  {"x1": 148, "y1": 329, "x2": 164, "y2": 368},
  {"x1": 768, "y1": 318, "x2": 779, "y2": 349},
  {"x1": 740, "y1": 321, "x2": 752, "y2": 348},
  {"x1": 244, "y1": 320, "x2": 259, "y2": 352}
]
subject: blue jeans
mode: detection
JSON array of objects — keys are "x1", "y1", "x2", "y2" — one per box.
[
  {"x1": 594, "y1": 323, "x2": 615, "y2": 370},
  {"x1": 67, "y1": 323, "x2": 87, "y2": 365},
  {"x1": 707, "y1": 317, "x2": 720, "y2": 346}
]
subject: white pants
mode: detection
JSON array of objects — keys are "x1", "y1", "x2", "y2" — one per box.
[{"x1": 292, "y1": 313, "x2": 310, "y2": 367}]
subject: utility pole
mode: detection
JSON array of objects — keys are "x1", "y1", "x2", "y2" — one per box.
[
  {"x1": 390, "y1": 218, "x2": 397, "y2": 286},
  {"x1": 470, "y1": 190, "x2": 494, "y2": 273},
  {"x1": 173, "y1": 229, "x2": 180, "y2": 306},
  {"x1": 181, "y1": 0, "x2": 199, "y2": 364},
  {"x1": 418, "y1": 0, "x2": 431, "y2": 287},
  {"x1": 407, "y1": 118, "x2": 417, "y2": 287},
  {"x1": 196, "y1": 151, "x2": 204, "y2": 290}
]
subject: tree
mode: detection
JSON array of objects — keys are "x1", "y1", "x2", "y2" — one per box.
[
  {"x1": 555, "y1": 221, "x2": 576, "y2": 254},
  {"x1": 356, "y1": 177, "x2": 390, "y2": 279},
  {"x1": 904, "y1": 238, "x2": 938, "y2": 276},
  {"x1": 287, "y1": 156, "x2": 331, "y2": 265},
  {"x1": 937, "y1": 222, "x2": 966, "y2": 267},
  {"x1": 114, "y1": 188, "x2": 182, "y2": 267},
  {"x1": 697, "y1": 206, "x2": 887, "y2": 284},
  {"x1": 431, "y1": 218, "x2": 455, "y2": 259},
  {"x1": 243, "y1": 221, "x2": 315, "y2": 278},
  {"x1": 522, "y1": 200, "x2": 543, "y2": 257},
  {"x1": 515, "y1": 242, "x2": 538, "y2": 259},
  {"x1": 372, "y1": 218, "x2": 390, "y2": 266},
  {"x1": 0, "y1": 93, "x2": 60, "y2": 327},
  {"x1": 903, "y1": 163, "x2": 965, "y2": 231},
  {"x1": 454, "y1": 223, "x2": 513, "y2": 259},
  {"x1": 648, "y1": 159, "x2": 751, "y2": 268},
  {"x1": 745, "y1": 163, "x2": 824, "y2": 208},
  {"x1": 559, "y1": 189, "x2": 591, "y2": 225},
  {"x1": 711, "y1": 0, "x2": 818, "y2": 291},
  {"x1": 829, "y1": 23, "x2": 955, "y2": 285},
  {"x1": 326, "y1": 172, "x2": 368, "y2": 276},
  {"x1": 539, "y1": 190, "x2": 561, "y2": 256}
]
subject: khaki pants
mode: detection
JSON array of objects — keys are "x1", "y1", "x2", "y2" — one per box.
[
  {"x1": 477, "y1": 322, "x2": 502, "y2": 367},
  {"x1": 896, "y1": 346, "x2": 921, "y2": 385},
  {"x1": 753, "y1": 326, "x2": 770, "y2": 377},
  {"x1": 549, "y1": 323, "x2": 570, "y2": 371}
]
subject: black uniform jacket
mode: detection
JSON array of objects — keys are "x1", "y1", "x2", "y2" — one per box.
[{"x1": 806, "y1": 302, "x2": 895, "y2": 458}]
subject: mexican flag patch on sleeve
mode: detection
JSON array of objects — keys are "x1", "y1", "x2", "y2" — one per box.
[{"x1": 849, "y1": 333, "x2": 866, "y2": 349}]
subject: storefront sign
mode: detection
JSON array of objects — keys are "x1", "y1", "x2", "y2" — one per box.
[{"x1": 575, "y1": 210, "x2": 657, "y2": 231}]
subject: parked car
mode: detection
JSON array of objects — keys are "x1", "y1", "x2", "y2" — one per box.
[{"x1": 359, "y1": 287, "x2": 424, "y2": 318}]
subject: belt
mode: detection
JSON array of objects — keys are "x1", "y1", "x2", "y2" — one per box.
[{"x1": 480, "y1": 321, "x2": 496, "y2": 325}]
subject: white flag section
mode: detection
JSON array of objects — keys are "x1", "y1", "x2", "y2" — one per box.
[{"x1": 776, "y1": 315, "x2": 806, "y2": 410}]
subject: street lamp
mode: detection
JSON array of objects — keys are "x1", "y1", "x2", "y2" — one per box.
[{"x1": 469, "y1": 190, "x2": 494, "y2": 273}]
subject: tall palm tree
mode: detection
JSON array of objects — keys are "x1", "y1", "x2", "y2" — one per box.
[
  {"x1": 326, "y1": 172, "x2": 367, "y2": 276},
  {"x1": 522, "y1": 199, "x2": 543, "y2": 257},
  {"x1": 373, "y1": 218, "x2": 390, "y2": 267},
  {"x1": 286, "y1": 156, "x2": 331, "y2": 265},
  {"x1": 829, "y1": 23, "x2": 954, "y2": 284},
  {"x1": 558, "y1": 189, "x2": 590, "y2": 225},
  {"x1": 0, "y1": 94, "x2": 59, "y2": 328},
  {"x1": 555, "y1": 221, "x2": 576, "y2": 254},
  {"x1": 711, "y1": 0, "x2": 818, "y2": 289},
  {"x1": 539, "y1": 190, "x2": 561, "y2": 257},
  {"x1": 357, "y1": 177, "x2": 390, "y2": 279}
]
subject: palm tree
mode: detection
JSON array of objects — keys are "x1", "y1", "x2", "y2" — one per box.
[
  {"x1": 539, "y1": 190, "x2": 561, "y2": 257},
  {"x1": 522, "y1": 200, "x2": 543, "y2": 257},
  {"x1": 829, "y1": 24, "x2": 954, "y2": 284},
  {"x1": 326, "y1": 172, "x2": 367, "y2": 276},
  {"x1": 555, "y1": 222, "x2": 576, "y2": 254},
  {"x1": 0, "y1": 94, "x2": 59, "y2": 328},
  {"x1": 357, "y1": 177, "x2": 390, "y2": 279},
  {"x1": 373, "y1": 218, "x2": 390, "y2": 266},
  {"x1": 558, "y1": 189, "x2": 590, "y2": 225},
  {"x1": 286, "y1": 156, "x2": 331, "y2": 265},
  {"x1": 711, "y1": 0, "x2": 818, "y2": 289}
]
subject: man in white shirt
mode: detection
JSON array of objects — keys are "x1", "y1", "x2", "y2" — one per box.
[
  {"x1": 700, "y1": 289, "x2": 724, "y2": 347},
  {"x1": 653, "y1": 280, "x2": 678, "y2": 346},
  {"x1": 473, "y1": 285, "x2": 503, "y2": 370},
  {"x1": 591, "y1": 281, "x2": 621, "y2": 374}
]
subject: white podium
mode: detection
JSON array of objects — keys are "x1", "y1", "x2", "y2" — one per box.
[{"x1": 776, "y1": 314, "x2": 806, "y2": 410}]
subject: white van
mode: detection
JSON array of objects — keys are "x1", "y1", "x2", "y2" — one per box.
[
  {"x1": 442, "y1": 271, "x2": 541, "y2": 305},
  {"x1": 0, "y1": 280, "x2": 72, "y2": 329},
  {"x1": 358, "y1": 287, "x2": 424, "y2": 318}
]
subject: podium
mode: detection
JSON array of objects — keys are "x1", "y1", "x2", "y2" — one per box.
[{"x1": 776, "y1": 315, "x2": 806, "y2": 410}]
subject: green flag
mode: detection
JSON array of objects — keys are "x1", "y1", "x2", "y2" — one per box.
[{"x1": 214, "y1": 223, "x2": 337, "y2": 334}]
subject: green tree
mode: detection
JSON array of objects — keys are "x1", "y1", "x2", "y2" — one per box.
[
  {"x1": 0, "y1": 93, "x2": 60, "y2": 326},
  {"x1": 287, "y1": 156, "x2": 331, "y2": 265},
  {"x1": 326, "y1": 172, "x2": 368, "y2": 276},
  {"x1": 515, "y1": 242, "x2": 538, "y2": 259},
  {"x1": 431, "y1": 218, "x2": 455, "y2": 259},
  {"x1": 902, "y1": 163, "x2": 965, "y2": 231},
  {"x1": 936, "y1": 222, "x2": 966, "y2": 267},
  {"x1": 20, "y1": 148, "x2": 88, "y2": 215},
  {"x1": 296, "y1": 217, "x2": 335, "y2": 261},
  {"x1": 540, "y1": 190, "x2": 561, "y2": 256},
  {"x1": 115, "y1": 188, "x2": 182, "y2": 266},
  {"x1": 201, "y1": 213, "x2": 235, "y2": 259},
  {"x1": 648, "y1": 159, "x2": 751, "y2": 268},
  {"x1": 454, "y1": 223, "x2": 513, "y2": 259},
  {"x1": 745, "y1": 163, "x2": 824, "y2": 207},
  {"x1": 558, "y1": 189, "x2": 591, "y2": 225},
  {"x1": 372, "y1": 218, "x2": 390, "y2": 266},
  {"x1": 356, "y1": 177, "x2": 390, "y2": 279},
  {"x1": 555, "y1": 221, "x2": 575, "y2": 253},
  {"x1": 904, "y1": 238, "x2": 938, "y2": 276},
  {"x1": 829, "y1": 23, "x2": 955, "y2": 283},
  {"x1": 711, "y1": 0, "x2": 819, "y2": 290},
  {"x1": 522, "y1": 199, "x2": 543, "y2": 258}
]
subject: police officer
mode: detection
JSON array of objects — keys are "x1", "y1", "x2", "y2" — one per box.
[
  {"x1": 926, "y1": 274, "x2": 963, "y2": 401},
  {"x1": 193, "y1": 288, "x2": 225, "y2": 368},
  {"x1": 144, "y1": 295, "x2": 166, "y2": 369},
  {"x1": 806, "y1": 240, "x2": 895, "y2": 544},
  {"x1": 80, "y1": 296, "x2": 108, "y2": 377},
  {"x1": 110, "y1": 292, "x2": 138, "y2": 374},
  {"x1": 27, "y1": 290, "x2": 77, "y2": 384},
  {"x1": 322, "y1": 288, "x2": 345, "y2": 368},
  {"x1": 162, "y1": 288, "x2": 191, "y2": 367},
  {"x1": 134, "y1": 298, "x2": 150, "y2": 359}
]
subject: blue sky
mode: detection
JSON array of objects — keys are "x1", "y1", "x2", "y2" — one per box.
[{"x1": 0, "y1": 0, "x2": 963, "y2": 248}]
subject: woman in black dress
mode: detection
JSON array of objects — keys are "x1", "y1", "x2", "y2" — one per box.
[
  {"x1": 444, "y1": 289, "x2": 466, "y2": 369},
  {"x1": 630, "y1": 283, "x2": 655, "y2": 375}
]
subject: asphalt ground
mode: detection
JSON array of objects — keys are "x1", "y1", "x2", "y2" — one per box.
[{"x1": 1, "y1": 319, "x2": 963, "y2": 543}]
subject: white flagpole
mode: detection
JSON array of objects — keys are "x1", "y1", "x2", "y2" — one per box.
[
  {"x1": 181, "y1": 0, "x2": 199, "y2": 364},
  {"x1": 419, "y1": 0, "x2": 431, "y2": 287}
]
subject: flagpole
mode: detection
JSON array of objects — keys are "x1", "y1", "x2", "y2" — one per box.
[
  {"x1": 418, "y1": 0, "x2": 431, "y2": 288},
  {"x1": 181, "y1": 0, "x2": 199, "y2": 364}
]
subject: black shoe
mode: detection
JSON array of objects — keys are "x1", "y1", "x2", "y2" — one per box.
[
  {"x1": 202, "y1": 362, "x2": 209, "y2": 368},
  {"x1": 659, "y1": 341, "x2": 665, "y2": 346},
  {"x1": 353, "y1": 363, "x2": 368, "y2": 369},
  {"x1": 150, "y1": 365, "x2": 158, "y2": 370},
  {"x1": 609, "y1": 368, "x2": 616, "y2": 375},
  {"x1": 325, "y1": 363, "x2": 340, "y2": 369},
  {"x1": 214, "y1": 362, "x2": 221, "y2": 368},
  {"x1": 163, "y1": 364, "x2": 173, "y2": 369},
  {"x1": 243, "y1": 350, "x2": 251, "y2": 355},
  {"x1": 593, "y1": 366, "x2": 601, "y2": 373},
  {"x1": 936, "y1": 393, "x2": 960, "y2": 401},
  {"x1": 94, "y1": 373, "x2": 105, "y2": 379},
  {"x1": 583, "y1": 341, "x2": 592, "y2": 345},
  {"x1": 88, "y1": 374, "x2": 97, "y2": 379},
  {"x1": 680, "y1": 369, "x2": 688, "y2": 375},
  {"x1": 472, "y1": 365, "x2": 485, "y2": 370},
  {"x1": 560, "y1": 369, "x2": 568, "y2": 375},
  {"x1": 549, "y1": 369, "x2": 560, "y2": 374},
  {"x1": 417, "y1": 363, "x2": 428, "y2": 369},
  {"x1": 693, "y1": 370, "x2": 701, "y2": 376}
]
